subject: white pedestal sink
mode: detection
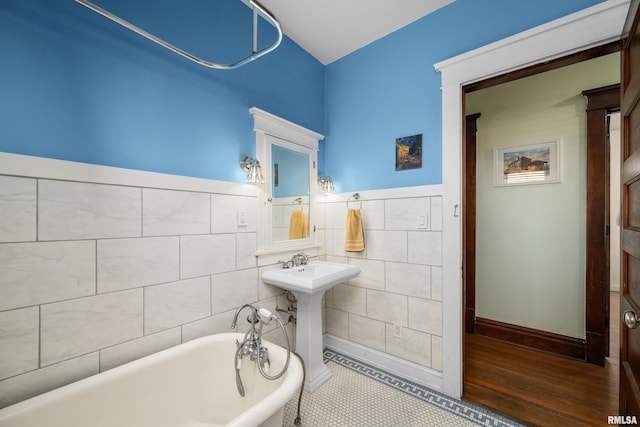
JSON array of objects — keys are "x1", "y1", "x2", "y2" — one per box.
[{"x1": 261, "y1": 261, "x2": 361, "y2": 391}]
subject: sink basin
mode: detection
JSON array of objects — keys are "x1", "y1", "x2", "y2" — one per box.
[
  {"x1": 261, "y1": 261, "x2": 361, "y2": 295},
  {"x1": 261, "y1": 261, "x2": 360, "y2": 391}
]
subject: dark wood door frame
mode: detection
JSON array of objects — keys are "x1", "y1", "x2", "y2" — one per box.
[
  {"x1": 464, "y1": 113, "x2": 480, "y2": 334},
  {"x1": 462, "y1": 52, "x2": 620, "y2": 363},
  {"x1": 583, "y1": 84, "x2": 620, "y2": 364}
]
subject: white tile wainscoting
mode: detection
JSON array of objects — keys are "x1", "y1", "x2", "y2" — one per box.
[
  {"x1": 0, "y1": 152, "x2": 445, "y2": 408},
  {"x1": 318, "y1": 186, "x2": 444, "y2": 391},
  {"x1": 0, "y1": 153, "x2": 291, "y2": 409}
]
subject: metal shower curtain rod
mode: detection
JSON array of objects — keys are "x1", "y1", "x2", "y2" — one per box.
[{"x1": 74, "y1": 0, "x2": 283, "y2": 70}]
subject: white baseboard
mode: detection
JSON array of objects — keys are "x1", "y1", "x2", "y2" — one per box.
[{"x1": 323, "y1": 334, "x2": 444, "y2": 394}]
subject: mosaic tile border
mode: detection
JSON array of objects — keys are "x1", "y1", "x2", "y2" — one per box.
[{"x1": 323, "y1": 350, "x2": 524, "y2": 427}]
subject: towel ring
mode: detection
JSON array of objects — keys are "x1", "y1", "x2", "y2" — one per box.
[
  {"x1": 347, "y1": 193, "x2": 362, "y2": 210},
  {"x1": 292, "y1": 197, "x2": 304, "y2": 211}
]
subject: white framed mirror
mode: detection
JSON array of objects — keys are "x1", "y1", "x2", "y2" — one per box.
[{"x1": 250, "y1": 107, "x2": 324, "y2": 254}]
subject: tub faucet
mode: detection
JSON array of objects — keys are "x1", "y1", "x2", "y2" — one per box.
[{"x1": 231, "y1": 304, "x2": 290, "y2": 397}]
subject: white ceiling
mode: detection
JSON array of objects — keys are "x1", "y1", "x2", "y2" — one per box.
[{"x1": 258, "y1": 0, "x2": 455, "y2": 65}]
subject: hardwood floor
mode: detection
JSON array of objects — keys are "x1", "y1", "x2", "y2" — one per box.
[{"x1": 463, "y1": 292, "x2": 620, "y2": 427}]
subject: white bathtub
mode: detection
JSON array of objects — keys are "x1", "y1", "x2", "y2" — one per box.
[{"x1": 0, "y1": 333, "x2": 303, "y2": 427}]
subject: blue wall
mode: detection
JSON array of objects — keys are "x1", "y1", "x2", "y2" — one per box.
[
  {"x1": 1, "y1": 0, "x2": 606, "y2": 188},
  {"x1": 0, "y1": 0, "x2": 324, "y2": 183},
  {"x1": 323, "y1": 0, "x2": 606, "y2": 192}
]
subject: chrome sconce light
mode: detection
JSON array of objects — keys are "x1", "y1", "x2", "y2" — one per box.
[
  {"x1": 318, "y1": 175, "x2": 335, "y2": 194},
  {"x1": 240, "y1": 155, "x2": 264, "y2": 184}
]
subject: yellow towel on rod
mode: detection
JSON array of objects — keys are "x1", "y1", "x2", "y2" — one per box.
[
  {"x1": 344, "y1": 209, "x2": 365, "y2": 252},
  {"x1": 289, "y1": 210, "x2": 307, "y2": 239}
]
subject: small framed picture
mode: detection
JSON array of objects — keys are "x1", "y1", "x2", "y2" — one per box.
[
  {"x1": 494, "y1": 140, "x2": 560, "y2": 186},
  {"x1": 395, "y1": 134, "x2": 422, "y2": 171}
]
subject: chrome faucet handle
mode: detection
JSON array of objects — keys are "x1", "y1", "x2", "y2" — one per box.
[{"x1": 278, "y1": 260, "x2": 293, "y2": 269}]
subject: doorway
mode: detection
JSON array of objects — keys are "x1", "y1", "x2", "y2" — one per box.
[
  {"x1": 434, "y1": 0, "x2": 629, "y2": 398},
  {"x1": 461, "y1": 51, "x2": 621, "y2": 425}
]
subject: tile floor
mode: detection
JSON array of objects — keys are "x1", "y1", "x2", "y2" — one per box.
[{"x1": 283, "y1": 350, "x2": 523, "y2": 426}]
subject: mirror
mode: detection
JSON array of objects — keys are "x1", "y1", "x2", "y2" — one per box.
[
  {"x1": 270, "y1": 142, "x2": 310, "y2": 241},
  {"x1": 264, "y1": 135, "x2": 314, "y2": 249},
  {"x1": 250, "y1": 107, "x2": 323, "y2": 254}
]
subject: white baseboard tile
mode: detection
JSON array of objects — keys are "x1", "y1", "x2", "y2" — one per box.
[{"x1": 323, "y1": 334, "x2": 443, "y2": 393}]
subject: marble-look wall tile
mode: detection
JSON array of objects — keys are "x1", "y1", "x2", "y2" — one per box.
[
  {"x1": 180, "y1": 234, "x2": 236, "y2": 279},
  {"x1": 431, "y1": 336, "x2": 443, "y2": 371},
  {"x1": 0, "y1": 353, "x2": 98, "y2": 409},
  {"x1": 41, "y1": 290, "x2": 143, "y2": 366},
  {"x1": 408, "y1": 298, "x2": 442, "y2": 336},
  {"x1": 385, "y1": 198, "x2": 430, "y2": 230},
  {"x1": 360, "y1": 200, "x2": 385, "y2": 230},
  {"x1": 407, "y1": 231, "x2": 442, "y2": 265},
  {"x1": 349, "y1": 258, "x2": 385, "y2": 290},
  {"x1": 349, "y1": 314, "x2": 385, "y2": 351},
  {"x1": 325, "y1": 202, "x2": 347, "y2": 230},
  {"x1": 0, "y1": 176, "x2": 36, "y2": 243},
  {"x1": 385, "y1": 262, "x2": 430, "y2": 298},
  {"x1": 211, "y1": 268, "x2": 258, "y2": 314},
  {"x1": 0, "y1": 307, "x2": 39, "y2": 380},
  {"x1": 211, "y1": 195, "x2": 257, "y2": 233},
  {"x1": 366, "y1": 230, "x2": 407, "y2": 262},
  {"x1": 325, "y1": 307, "x2": 348, "y2": 340},
  {"x1": 39, "y1": 180, "x2": 141, "y2": 240},
  {"x1": 431, "y1": 266, "x2": 443, "y2": 301},
  {"x1": 142, "y1": 189, "x2": 209, "y2": 236},
  {"x1": 182, "y1": 310, "x2": 236, "y2": 342},
  {"x1": 430, "y1": 196, "x2": 443, "y2": 231},
  {"x1": 97, "y1": 237, "x2": 179, "y2": 293},
  {"x1": 144, "y1": 277, "x2": 211, "y2": 334},
  {"x1": 180, "y1": 234, "x2": 237, "y2": 279},
  {"x1": 0, "y1": 241, "x2": 96, "y2": 311},
  {"x1": 315, "y1": 203, "x2": 326, "y2": 231},
  {"x1": 367, "y1": 289, "x2": 408, "y2": 325},
  {"x1": 236, "y1": 233, "x2": 257, "y2": 270},
  {"x1": 99, "y1": 327, "x2": 181, "y2": 371},
  {"x1": 332, "y1": 284, "x2": 367, "y2": 317},
  {"x1": 385, "y1": 325, "x2": 431, "y2": 367}
]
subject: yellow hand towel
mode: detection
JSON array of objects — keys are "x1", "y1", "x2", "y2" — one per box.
[
  {"x1": 289, "y1": 210, "x2": 307, "y2": 239},
  {"x1": 344, "y1": 209, "x2": 365, "y2": 252}
]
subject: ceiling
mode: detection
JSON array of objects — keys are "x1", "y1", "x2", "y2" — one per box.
[{"x1": 257, "y1": 0, "x2": 455, "y2": 65}]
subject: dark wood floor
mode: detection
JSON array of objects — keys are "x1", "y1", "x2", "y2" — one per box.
[{"x1": 463, "y1": 292, "x2": 619, "y2": 427}]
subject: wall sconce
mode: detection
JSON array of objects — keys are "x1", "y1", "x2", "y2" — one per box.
[
  {"x1": 239, "y1": 155, "x2": 264, "y2": 184},
  {"x1": 318, "y1": 175, "x2": 335, "y2": 194}
]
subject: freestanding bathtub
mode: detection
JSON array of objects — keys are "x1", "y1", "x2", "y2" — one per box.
[{"x1": 0, "y1": 333, "x2": 303, "y2": 427}]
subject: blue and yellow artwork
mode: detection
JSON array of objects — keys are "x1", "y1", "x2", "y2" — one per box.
[{"x1": 395, "y1": 134, "x2": 422, "y2": 171}]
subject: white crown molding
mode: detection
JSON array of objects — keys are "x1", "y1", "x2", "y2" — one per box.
[
  {"x1": 435, "y1": 0, "x2": 629, "y2": 86},
  {"x1": 250, "y1": 107, "x2": 324, "y2": 150}
]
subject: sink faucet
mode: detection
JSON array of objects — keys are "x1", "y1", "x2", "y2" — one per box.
[{"x1": 291, "y1": 253, "x2": 308, "y2": 267}]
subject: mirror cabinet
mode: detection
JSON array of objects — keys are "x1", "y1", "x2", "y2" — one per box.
[{"x1": 250, "y1": 107, "x2": 324, "y2": 254}]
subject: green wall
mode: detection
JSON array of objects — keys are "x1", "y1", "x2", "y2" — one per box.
[{"x1": 466, "y1": 53, "x2": 619, "y2": 339}]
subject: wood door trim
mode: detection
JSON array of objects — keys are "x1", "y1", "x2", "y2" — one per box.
[
  {"x1": 583, "y1": 84, "x2": 620, "y2": 365},
  {"x1": 464, "y1": 113, "x2": 480, "y2": 334}
]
